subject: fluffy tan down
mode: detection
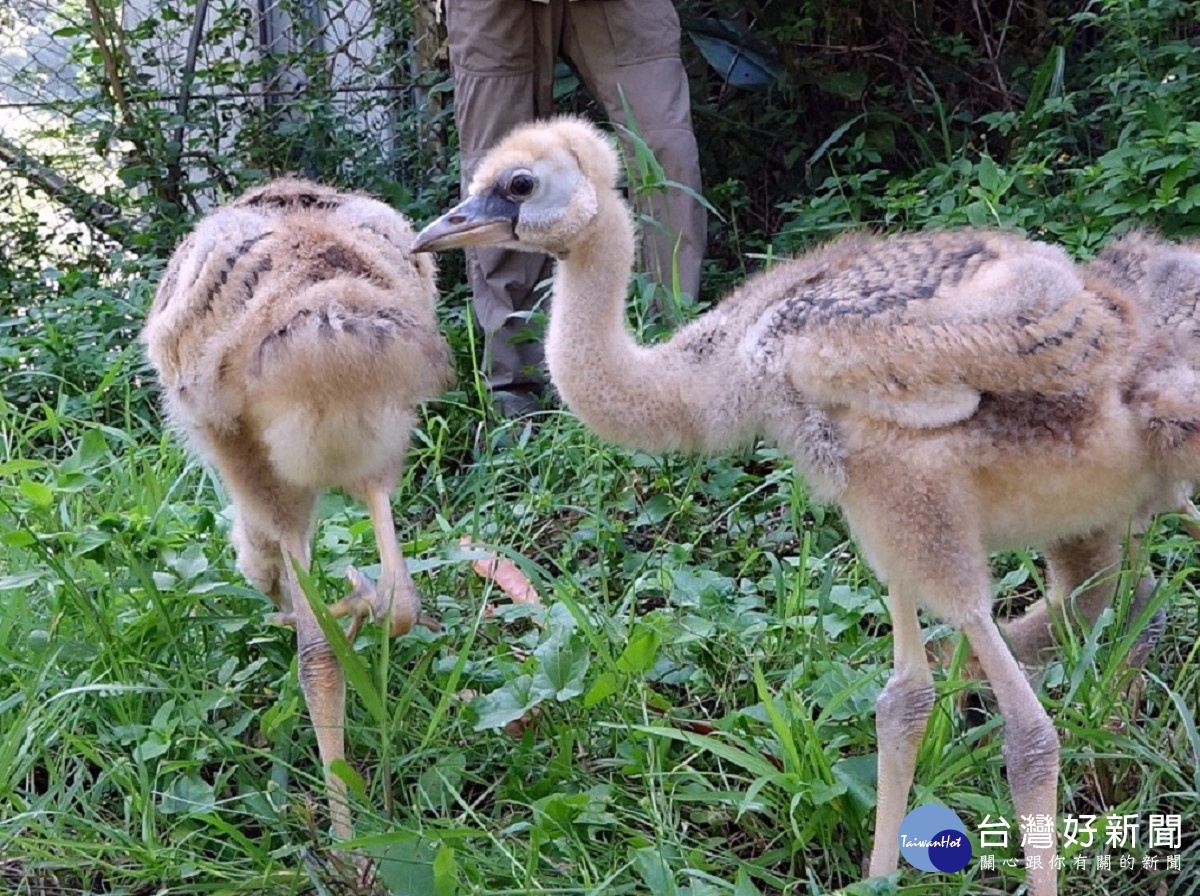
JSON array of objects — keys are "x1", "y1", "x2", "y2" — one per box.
[{"x1": 143, "y1": 177, "x2": 452, "y2": 842}]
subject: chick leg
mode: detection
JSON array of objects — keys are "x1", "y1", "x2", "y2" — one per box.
[
  {"x1": 280, "y1": 534, "x2": 353, "y2": 842},
  {"x1": 1006, "y1": 502, "x2": 1189, "y2": 674},
  {"x1": 1003, "y1": 528, "x2": 1123, "y2": 670},
  {"x1": 1122, "y1": 498, "x2": 1198, "y2": 667},
  {"x1": 329, "y1": 481, "x2": 438, "y2": 637},
  {"x1": 1116, "y1": 496, "x2": 1200, "y2": 668},
  {"x1": 1126, "y1": 496, "x2": 1198, "y2": 664},
  {"x1": 961, "y1": 610, "x2": 1059, "y2": 896},
  {"x1": 867, "y1": 586, "x2": 935, "y2": 876}
]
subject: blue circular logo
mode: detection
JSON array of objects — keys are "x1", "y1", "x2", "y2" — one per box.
[{"x1": 898, "y1": 804, "x2": 972, "y2": 872}]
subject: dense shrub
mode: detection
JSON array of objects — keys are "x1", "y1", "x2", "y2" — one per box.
[{"x1": 767, "y1": 0, "x2": 1200, "y2": 253}]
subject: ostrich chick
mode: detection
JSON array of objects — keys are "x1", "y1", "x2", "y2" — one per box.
[
  {"x1": 143, "y1": 178, "x2": 452, "y2": 841},
  {"x1": 1089, "y1": 228, "x2": 1200, "y2": 523},
  {"x1": 411, "y1": 117, "x2": 1198, "y2": 895},
  {"x1": 994, "y1": 230, "x2": 1200, "y2": 672}
]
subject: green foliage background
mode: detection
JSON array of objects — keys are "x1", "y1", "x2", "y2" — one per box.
[{"x1": 2, "y1": 1, "x2": 1199, "y2": 894}]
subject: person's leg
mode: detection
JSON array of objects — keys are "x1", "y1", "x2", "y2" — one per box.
[
  {"x1": 565, "y1": 0, "x2": 706, "y2": 304},
  {"x1": 445, "y1": 0, "x2": 560, "y2": 405}
]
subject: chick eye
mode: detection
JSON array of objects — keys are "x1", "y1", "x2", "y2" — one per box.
[{"x1": 508, "y1": 172, "x2": 537, "y2": 199}]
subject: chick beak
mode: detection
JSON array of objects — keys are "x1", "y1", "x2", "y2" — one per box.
[{"x1": 411, "y1": 191, "x2": 520, "y2": 253}]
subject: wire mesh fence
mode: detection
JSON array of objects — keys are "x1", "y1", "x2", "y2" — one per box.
[
  {"x1": 1, "y1": 0, "x2": 452, "y2": 265},
  {"x1": 1, "y1": 0, "x2": 456, "y2": 418}
]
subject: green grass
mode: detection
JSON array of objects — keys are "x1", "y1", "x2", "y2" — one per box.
[{"x1": 2, "y1": 310, "x2": 1198, "y2": 896}]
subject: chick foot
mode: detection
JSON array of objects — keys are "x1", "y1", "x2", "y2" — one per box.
[{"x1": 329, "y1": 564, "x2": 441, "y2": 639}]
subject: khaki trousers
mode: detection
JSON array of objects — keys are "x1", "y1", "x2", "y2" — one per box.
[{"x1": 446, "y1": 0, "x2": 705, "y2": 391}]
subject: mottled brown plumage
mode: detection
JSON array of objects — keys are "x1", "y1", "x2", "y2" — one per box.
[
  {"x1": 412, "y1": 117, "x2": 1200, "y2": 896},
  {"x1": 143, "y1": 178, "x2": 452, "y2": 841},
  {"x1": 1011, "y1": 230, "x2": 1200, "y2": 652},
  {"x1": 954, "y1": 231, "x2": 1200, "y2": 685},
  {"x1": 1091, "y1": 229, "x2": 1200, "y2": 454}
]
